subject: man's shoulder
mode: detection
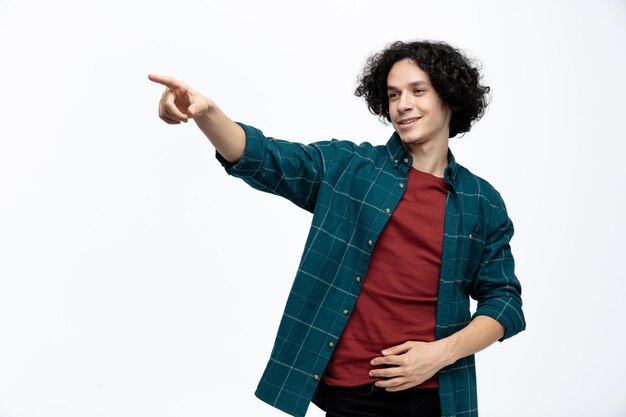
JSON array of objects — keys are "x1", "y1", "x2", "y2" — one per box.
[
  {"x1": 312, "y1": 137, "x2": 383, "y2": 153},
  {"x1": 455, "y1": 163, "x2": 507, "y2": 209},
  {"x1": 311, "y1": 137, "x2": 388, "y2": 164}
]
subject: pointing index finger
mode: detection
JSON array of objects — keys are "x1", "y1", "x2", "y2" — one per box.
[{"x1": 147, "y1": 74, "x2": 187, "y2": 90}]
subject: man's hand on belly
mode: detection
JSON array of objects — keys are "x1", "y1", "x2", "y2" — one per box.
[
  {"x1": 368, "y1": 316, "x2": 505, "y2": 391},
  {"x1": 368, "y1": 340, "x2": 451, "y2": 392}
]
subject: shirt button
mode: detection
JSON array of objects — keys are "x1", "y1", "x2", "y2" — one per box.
[
  {"x1": 367, "y1": 239, "x2": 373, "y2": 247},
  {"x1": 342, "y1": 309, "x2": 349, "y2": 316},
  {"x1": 384, "y1": 208, "x2": 390, "y2": 214},
  {"x1": 355, "y1": 276, "x2": 361, "y2": 283},
  {"x1": 328, "y1": 341, "x2": 335, "y2": 348},
  {"x1": 394, "y1": 159, "x2": 399, "y2": 164},
  {"x1": 468, "y1": 233, "x2": 473, "y2": 240},
  {"x1": 313, "y1": 374, "x2": 320, "y2": 381},
  {"x1": 403, "y1": 157, "x2": 409, "y2": 164},
  {"x1": 398, "y1": 183, "x2": 404, "y2": 189}
]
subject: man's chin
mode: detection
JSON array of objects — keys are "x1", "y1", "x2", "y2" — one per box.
[{"x1": 399, "y1": 135, "x2": 422, "y2": 145}]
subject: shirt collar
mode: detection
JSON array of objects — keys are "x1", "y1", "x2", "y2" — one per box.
[
  {"x1": 444, "y1": 149, "x2": 458, "y2": 189},
  {"x1": 385, "y1": 131, "x2": 459, "y2": 188},
  {"x1": 385, "y1": 131, "x2": 407, "y2": 166}
]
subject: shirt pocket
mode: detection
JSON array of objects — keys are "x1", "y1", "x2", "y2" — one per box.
[{"x1": 458, "y1": 223, "x2": 486, "y2": 286}]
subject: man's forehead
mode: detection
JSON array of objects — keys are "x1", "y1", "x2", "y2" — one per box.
[{"x1": 386, "y1": 59, "x2": 432, "y2": 88}]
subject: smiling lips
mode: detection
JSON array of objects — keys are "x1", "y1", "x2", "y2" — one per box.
[{"x1": 397, "y1": 117, "x2": 421, "y2": 128}]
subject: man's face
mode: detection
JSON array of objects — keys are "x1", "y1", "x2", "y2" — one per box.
[{"x1": 387, "y1": 58, "x2": 452, "y2": 147}]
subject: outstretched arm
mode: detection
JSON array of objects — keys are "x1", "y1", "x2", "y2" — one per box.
[{"x1": 148, "y1": 74, "x2": 245, "y2": 163}]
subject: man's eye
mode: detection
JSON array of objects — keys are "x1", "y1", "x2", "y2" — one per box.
[{"x1": 414, "y1": 89, "x2": 424, "y2": 94}]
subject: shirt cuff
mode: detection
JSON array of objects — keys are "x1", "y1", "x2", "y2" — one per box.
[
  {"x1": 215, "y1": 122, "x2": 265, "y2": 178},
  {"x1": 472, "y1": 299, "x2": 526, "y2": 342}
]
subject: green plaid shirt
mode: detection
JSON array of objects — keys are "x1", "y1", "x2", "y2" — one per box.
[{"x1": 217, "y1": 123, "x2": 525, "y2": 417}]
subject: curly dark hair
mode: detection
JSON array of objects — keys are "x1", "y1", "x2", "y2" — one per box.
[{"x1": 355, "y1": 40, "x2": 491, "y2": 138}]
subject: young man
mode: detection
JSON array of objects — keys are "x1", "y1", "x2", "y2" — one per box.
[{"x1": 149, "y1": 40, "x2": 525, "y2": 417}]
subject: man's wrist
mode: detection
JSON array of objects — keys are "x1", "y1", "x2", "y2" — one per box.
[{"x1": 435, "y1": 337, "x2": 460, "y2": 368}]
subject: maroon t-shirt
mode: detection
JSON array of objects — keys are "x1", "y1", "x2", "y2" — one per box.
[{"x1": 324, "y1": 167, "x2": 447, "y2": 388}]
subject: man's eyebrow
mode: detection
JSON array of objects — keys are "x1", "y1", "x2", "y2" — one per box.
[{"x1": 387, "y1": 81, "x2": 431, "y2": 90}]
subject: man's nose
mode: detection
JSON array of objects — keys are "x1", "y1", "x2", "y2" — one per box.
[{"x1": 398, "y1": 92, "x2": 413, "y2": 112}]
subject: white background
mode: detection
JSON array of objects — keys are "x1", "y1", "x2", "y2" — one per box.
[{"x1": 1, "y1": 0, "x2": 625, "y2": 416}]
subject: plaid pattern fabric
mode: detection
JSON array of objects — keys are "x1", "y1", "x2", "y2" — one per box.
[{"x1": 216, "y1": 123, "x2": 525, "y2": 417}]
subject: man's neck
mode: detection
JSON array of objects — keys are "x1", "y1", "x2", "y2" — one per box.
[{"x1": 403, "y1": 137, "x2": 449, "y2": 178}]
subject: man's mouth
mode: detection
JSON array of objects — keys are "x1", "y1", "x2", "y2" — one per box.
[{"x1": 397, "y1": 117, "x2": 421, "y2": 127}]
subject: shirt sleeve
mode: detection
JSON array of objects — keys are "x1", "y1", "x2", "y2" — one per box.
[
  {"x1": 215, "y1": 122, "x2": 324, "y2": 213},
  {"x1": 470, "y1": 192, "x2": 526, "y2": 341}
]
